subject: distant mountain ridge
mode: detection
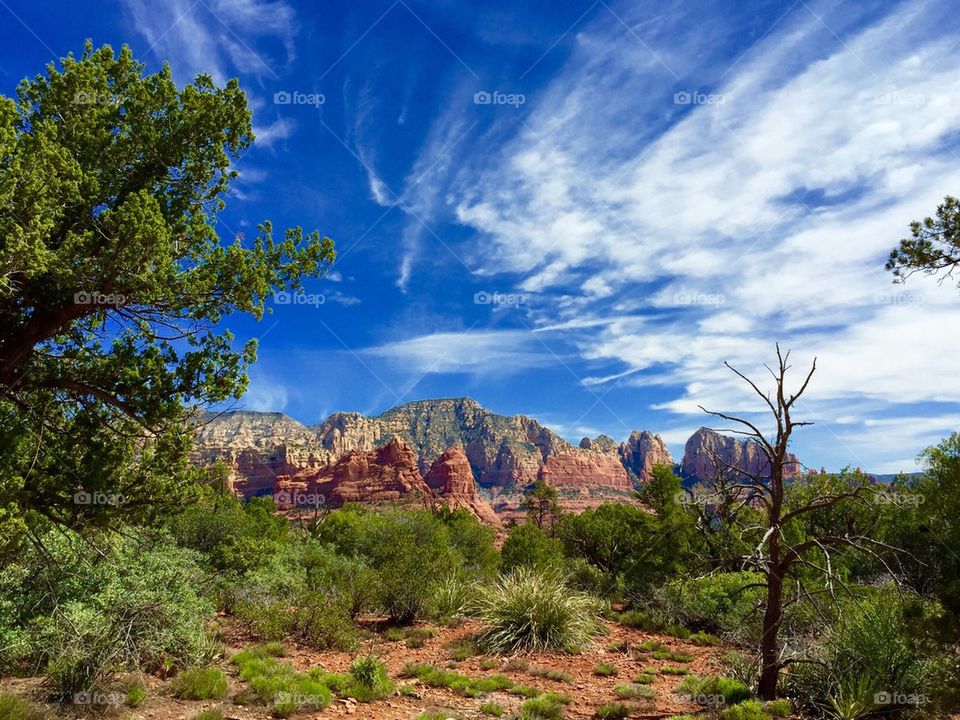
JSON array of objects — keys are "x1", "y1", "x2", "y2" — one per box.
[{"x1": 192, "y1": 397, "x2": 805, "y2": 522}]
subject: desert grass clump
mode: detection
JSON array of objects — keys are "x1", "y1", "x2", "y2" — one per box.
[
  {"x1": 593, "y1": 662, "x2": 618, "y2": 677},
  {"x1": 595, "y1": 702, "x2": 633, "y2": 719},
  {"x1": 231, "y1": 650, "x2": 331, "y2": 716},
  {"x1": 472, "y1": 568, "x2": 603, "y2": 653},
  {"x1": 0, "y1": 694, "x2": 48, "y2": 720},
  {"x1": 653, "y1": 650, "x2": 694, "y2": 663},
  {"x1": 633, "y1": 672, "x2": 655, "y2": 684},
  {"x1": 520, "y1": 691, "x2": 571, "y2": 719},
  {"x1": 531, "y1": 667, "x2": 573, "y2": 683},
  {"x1": 319, "y1": 656, "x2": 394, "y2": 703},
  {"x1": 193, "y1": 711, "x2": 225, "y2": 720},
  {"x1": 172, "y1": 667, "x2": 228, "y2": 700},
  {"x1": 614, "y1": 683, "x2": 655, "y2": 700},
  {"x1": 481, "y1": 703, "x2": 505, "y2": 716}
]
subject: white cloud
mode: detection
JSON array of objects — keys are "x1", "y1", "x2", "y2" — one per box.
[
  {"x1": 364, "y1": 330, "x2": 554, "y2": 376},
  {"x1": 421, "y1": 0, "x2": 960, "y2": 464},
  {"x1": 242, "y1": 374, "x2": 289, "y2": 411},
  {"x1": 122, "y1": 0, "x2": 297, "y2": 83}
]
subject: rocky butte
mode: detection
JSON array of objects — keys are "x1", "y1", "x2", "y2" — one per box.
[{"x1": 191, "y1": 398, "x2": 803, "y2": 524}]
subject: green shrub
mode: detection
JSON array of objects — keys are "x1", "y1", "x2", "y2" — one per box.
[
  {"x1": 32, "y1": 537, "x2": 215, "y2": 698},
  {"x1": 481, "y1": 703, "x2": 505, "y2": 716},
  {"x1": 172, "y1": 667, "x2": 228, "y2": 700},
  {"x1": 633, "y1": 672, "x2": 655, "y2": 684},
  {"x1": 595, "y1": 703, "x2": 632, "y2": 719},
  {"x1": 617, "y1": 609, "x2": 664, "y2": 631},
  {"x1": 594, "y1": 662, "x2": 618, "y2": 677},
  {"x1": 652, "y1": 572, "x2": 766, "y2": 636},
  {"x1": 721, "y1": 700, "x2": 770, "y2": 720},
  {"x1": 169, "y1": 494, "x2": 288, "y2": 575},
  {"x1": 360, "y1": 509, "x2": 461, "y2": 623},
  {"x1": 501, "y1": 522, "x2": 565, "y2": 574},
  {"x1": 765, "y1": 699, "x2": 791, "y2": 717},
  {"x1": 661, "y1": 666, "x2": 689, "y2": 675},
  {"x1": 0, "y1": 693, "x2": 48, "y2": 720},
  {"x1": 788, "y1": 587, "x2": 937, "y2": 713},
  {"x1": 473, "y1": 567, "x2": 603, "y2": 653}
]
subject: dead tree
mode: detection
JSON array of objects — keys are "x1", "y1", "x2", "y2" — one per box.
[{"x1": 699, "y1": 344, "x2": 884, "y2": 699}]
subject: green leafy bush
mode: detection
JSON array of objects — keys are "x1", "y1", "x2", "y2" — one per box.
[
  {"x1": 501, "y1": 522, "x2": 565, "y2": 574},
  {"x1": 169, "y1": 493, "x2": 288, "y2": 575},
  {"x1": 31, "y1": 537, "x2": 214, "y2": 697},
  {"x1": 651, "y1": 572, "x2": 765, "y2": 636},
  {"x1": 788, "y1": 587, "x2": 938, "y2": 713},
  {"x1": 472, "y1": 567, "x2": 603, "y2": 653}
]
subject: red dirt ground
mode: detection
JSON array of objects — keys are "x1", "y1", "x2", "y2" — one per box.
[{"x1": 0, "y1": 618, "x2": 727, "y2": 720}]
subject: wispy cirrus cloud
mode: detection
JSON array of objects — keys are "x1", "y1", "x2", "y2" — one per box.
[
  {"x1": 389, "y1": 0, "x2": 960, "y2": 469},
  {"x1": 122, "y1": 0, "x2": 297, "y2": 83}
]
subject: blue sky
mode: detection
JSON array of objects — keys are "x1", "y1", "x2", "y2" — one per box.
[{"x1": 3, "y1": 0, "x2": 960, "y2": 472}]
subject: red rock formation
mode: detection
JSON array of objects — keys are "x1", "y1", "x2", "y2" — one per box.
[
  {"x1": 619, "y1": 430, "x2": 674, "y2": 483},
  {"x1": 537, "y1": 451, "x2": 632, "y2": 490},
  {"x1": 292, "y1": 437, "x2": 433, "y2": 508},
  {"x1": 424, "y1": 447, "x2": 501, "y2": 527},
  {"x1": 681, "y1": 427, "x2": 802, "y2": 481}
]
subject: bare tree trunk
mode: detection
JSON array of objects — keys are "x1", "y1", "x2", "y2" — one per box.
[{"x1": 758, "y1": 562, "x2": 784, "y2": 699}]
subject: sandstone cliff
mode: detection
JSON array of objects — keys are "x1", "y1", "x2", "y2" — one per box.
[
  {"x1": 619, "y1": 430, "x2": 674, "y2": 483},
  {"x1": 680, "y1": 427, "x2": 802, "y2": 480},
  {"x1": 191, "y1": 400, "x2": 804, "y2": 525},
  {"x1": 424, "y1": 447, "x2": 501, "y2": 527}
]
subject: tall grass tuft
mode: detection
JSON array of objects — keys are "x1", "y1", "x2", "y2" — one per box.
[{"x1": 471, "y1": 568, "x2": 603, "y2": 653}]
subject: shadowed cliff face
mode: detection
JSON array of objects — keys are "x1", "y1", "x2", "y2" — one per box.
[
  {"x1": 680, "y1": 427, "x2": 802, "y2": 481},
  {"x1": 191, "y1": 400, "x2": 800, "y2": 523}
]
